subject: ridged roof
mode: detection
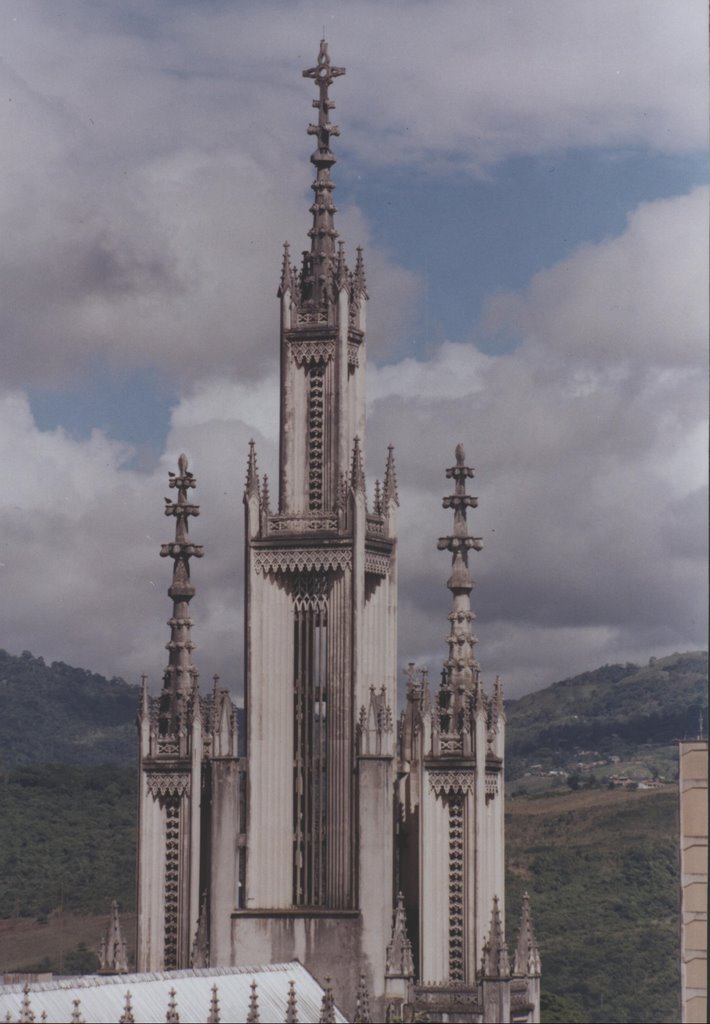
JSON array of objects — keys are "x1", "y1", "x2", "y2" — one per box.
[{"x1": 0, "y1": 962, "x2": 347, "y2": 1024}]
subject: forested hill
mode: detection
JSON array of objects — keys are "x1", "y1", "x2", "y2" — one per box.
[
  {"x1": 0, "y1": 649, "x2": 138, "y2": 767},
  {"x1": 505, "y1": 650, "x2": 707, "y2": 765},
  {"x1": 1, "y1": 646, "x2": 706, "y2": 769}
]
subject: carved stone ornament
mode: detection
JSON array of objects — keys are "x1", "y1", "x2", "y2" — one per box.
[
  {"x1": 364, "y1": 551, "x2": 391, "y2": 576},
  {"x1": 146, "y1": 773, "x2": 191, "y2": 798},
  {"x1": 428, "y1": 769, "x2": 475, "y2": 795},
  {"x1": 290, "y1": 339, "x2": 335, "y2": 367},
  {"x1": 253, "y1": 547, "x2": 351, "y2": 575}
]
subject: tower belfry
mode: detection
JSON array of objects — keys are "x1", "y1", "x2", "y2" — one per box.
[{"x1": 237, "y1": 40, "x2": 398, "y2": 1016}]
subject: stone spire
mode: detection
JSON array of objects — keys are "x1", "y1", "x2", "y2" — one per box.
[
  {"x1": 383, "y1": 445, "x2": 399, "y2": 508},
  {"x1": 513, "y1": 892, "x2": 541, "y2": 976},
  {"x1": 353, "y1": 973, "x2": 372, "y2": 1024},
  {"x1": 318, "y1": 979, "x2": 336, "y2": 1024},
  {"x1": 98, "y1": 900, "x2": 129, "y2": 974},
  {"x1": 301, "y1": 39, "x2": 346, "y2": 308},
  {"x1": 481, "y1": 896, "x2": 510, "y2": 978},
  {"x1": 160, "y1": 454, "x2": 204, "y2": 696},
  {"x1": 207, "y1": 984, "x2": 221, "y2": 1024},
  {"x1": 246, "y1": 980, "x2": 260, "y2": 1024},
  {"x1": 385, "y1": 892, "x2": 415, "y2": 978},
  {"x1": 284, "y1": 979, "x2": 299, "y2": 1024},
  {"x1": 437, "y1": 444, "x2": 483, "y2": 715}
]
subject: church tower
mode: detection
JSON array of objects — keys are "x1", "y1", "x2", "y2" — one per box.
[
  {"x1": 396, "y1": 446, "x2": 541, "y2": 1023},
  {"x1": 234, "y1": 40, "x2": 398, "y2": 1017},
  {"x1": 137, "y1": 456, "x2": 241, "y2": 972}
]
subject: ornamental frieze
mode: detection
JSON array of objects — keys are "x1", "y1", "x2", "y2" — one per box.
[
  {"x1": 289, "y1": 339, "x2": 335, "y2": 367},
  {"x1": 146, "y1": 773, "x2": 191, "y2": 799},
  {"x1": 253, "y1": 547, "x2": 352, "y2": 575},
  {"x1": 428, "y1": 768, "x2": 475, "y2": 795}
]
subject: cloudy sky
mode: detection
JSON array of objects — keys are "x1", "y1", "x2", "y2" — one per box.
[{"x1": 0, "y1": 0, "x2": 706, "y2": 699}]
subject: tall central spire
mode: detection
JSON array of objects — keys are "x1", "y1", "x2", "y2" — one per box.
[
  {"x1": 301, "y1": 39, "x2": 345, "y2": 307},
  {"x1": 437, "y1": 444, "x2": 483, "y2": 714}
]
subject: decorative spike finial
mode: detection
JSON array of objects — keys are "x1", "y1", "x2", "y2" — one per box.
[
  {"x1": 514, "y1": 892, "x2": 541, "y2": 976},
  {"x1": 207, "y1": 984, "x2": 221, "y2": 1024},
  {"x1": 318, "y1": 978, "x2": 336, "y2": 1024},
  {"x1": 284, "y1": 979, "x2": 299, "y2": 1023},
  {"x1": 18, "y1": 983, "x2": 35, "y2": 1024},
  {"x1": 353, "y1": 973, "x2": 372, "y2": 1024},
  {"x1": 385, "y1": 892, "x2": 415, "y2": 978},
  {"x1": 245, "y1": 440, "x2": 260, "y2": 499},
  {"x1": 160, "y1": 455, "x2": 204, "y2": 697},
  {"x1": 98, "y1": 899, "x2": 129, "y2": 974},
  {"x1": 436, "y1": 445, "x2": 482, "y2": 709},
  {"x1": 246, "y1": 980, "x2": 260, "y2": 1024},
  {"x1": 353, "y1": 246, "x2": 368, "y2": 299},
  {"x1": 278, "y1": 242, "x2": 294, "y2": 297},
  {"x1": 350, "y1": 436, "x2": 366, "y2": 493},
  {"x1": 166, "y1": 988, "x2": 180, "y2": 1024},
  {"x1": 383, "y1": 445, "x2": 399, "y2": 508},
  {"x1": 301, "y1": 41, "x2": 346, "y2": 308},
  {"x1": 70, "y1": 1000, "x2": 84, "y2": 1024},
  {"x1": 119, "y1": 991, "x2": 135, "y2": 1024},
  {"x1": 481, "y1": 895, "x2": 510, "y2": 978}
]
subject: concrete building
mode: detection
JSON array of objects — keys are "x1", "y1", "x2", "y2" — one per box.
[
  {"x1": 136, "y1": 40, "x2": 540, "y2": 1024},
  {"x1": 679, "y1": 739, "x2": 708, "y2": 1024}
]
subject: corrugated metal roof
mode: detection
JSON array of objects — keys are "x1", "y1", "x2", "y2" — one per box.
[{"x1": 0, "y1": 961, "x2": 348, "y2": 1023}]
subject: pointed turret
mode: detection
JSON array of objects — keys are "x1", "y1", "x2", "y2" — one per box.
[
  {"x1": 284, "y1": 979, "x2": 299, "y2": 1024},
  {"x1": 437, "y1": 444, "x2": 482, "y2": 717},
  {"x1": 160, "y1": 454, "x2": 204, "y2": 698},
  {"x1": 353, "y1": 974, "x2": 371, "y2": 1024},
  {"x1": 207, "y1": 984, "x2": 221, "y2": 1024},
  {"x1": 514, "y1": 892, "x2": 541, "y2": 977},
  {"x1": 119, "y1": 991, "x2": 135, "y2": 1024},
  {"x1": 278, "y1": 242, "x2": 294, "y2": 298},
  {"x1": 300, "y1": 40, "x2": 346, "y2": 309},
  {"x1": 98, "y1": 900, "x2": 129, "y2": 974},
  {"x1": 350, "y1": 435, "x2": 366, "y2": 493},
  {"x1": 245, "y1": 440, "x2": 260, "y2": 500},
  {"x1": 166, "y1": 988, "x2": 179, "y2": 1024},
  {"x1": 383, "y1": 445, "x2": 399, "y2": 508},
  {"x1": 385, "y1": 893, "x2": 415, "y2": 978},
  {"x1": 318, "y1": 978, "x2": 336, "y2": 1024},
  {"x1": 353, "y1": 246, "x2": 368, "y2": 300},
  {"x1": 246, "y1": 980, "x2": 260, "y2": 1024},
  {"x1": 481, "y1": 896, "x2": 510, "y2": 978}
]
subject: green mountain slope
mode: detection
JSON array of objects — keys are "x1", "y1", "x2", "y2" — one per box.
[
  {"x1": 505, "y1": 651, "x2": 707, "y2": 773},
  {"x1": 0, "y1": 650, "x2": 139, "y2": 767}
]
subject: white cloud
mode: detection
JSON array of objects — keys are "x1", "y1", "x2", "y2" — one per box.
[{"x1": 0, "y1": 186, "x2": 705, "y2": 696}]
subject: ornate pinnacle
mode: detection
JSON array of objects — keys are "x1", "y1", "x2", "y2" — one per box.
[
  {"x1": 98, "y1": 900, "x2": 128, "y2": 974},
  {"x1": 207, "y1": 984, "x2": 221, "y2": 1024},
  {"x1": 278, "y1": 242, "x2": 294, "y2": 298},
  {"x1": 165, "y1": 988, "x2": 179, "y2": 1024},
  {"x1": 119, "y1": 990, "x2": 135, "y2": 1024},
  {"x1": 318, "y1": 978, "x2": 336, "y2": 1024},
  {"x1": 514, "y1": 892, "x2": 541, "y2": 977},
  {"x1": 482, "y1": 895, "x2": 510, "y2": 978},
  {"x1": 353, "y1": 246, "x2": 368, "y2": 299},
  {"x1": 383, "y1": 445, "x2": 399, "y2": 508},
  {"x1": 335, "y1": 239, "x2": 349, "y2": 291},
  {"x1": 160, "y1": 455, "x2": 204, "y2": 696},
  {"x1": 245, "y1": 440, "x2": 260, "y2": 499},
  {"x1": 301, "y1": 40, "x2": 345, "y2": 308},
  {"x1": 437, "y1": 445, "x2": 482, "y2": 705},
  {"x1": 385, "y1": 892, "x2": 415, "y2": 978},
  {"x1": 284, "y1": 979, "x2": 299, "y2": 1024},
  {"x1": 350, "y1": 435, "x2": 366, "y2": 492},
  {"x1": 353, "y1": 973, "x2": 371, "y2": 1024},
  {"x1": 246, "y1": 980, "x2": 260, "y2": 1024}
]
